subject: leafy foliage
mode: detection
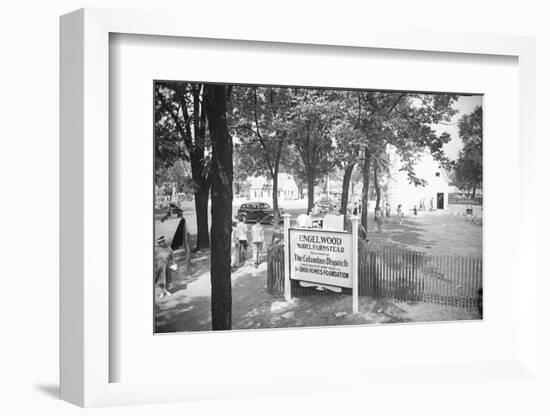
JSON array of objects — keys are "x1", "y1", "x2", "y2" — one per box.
[{"x1": 454, "y1": 106, "x2": 483, "y2": 194}]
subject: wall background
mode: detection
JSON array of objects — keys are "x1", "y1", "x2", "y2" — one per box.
[{"x1": 0, "y1": 1, "x2": 547, "y2": 414}]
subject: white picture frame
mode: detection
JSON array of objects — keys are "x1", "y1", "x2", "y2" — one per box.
[{"x1": 60, "y1": 7, "x2": 537, "y2": 407}]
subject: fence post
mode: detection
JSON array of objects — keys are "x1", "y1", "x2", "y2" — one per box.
[
  {"x1": 283, "y1": 214, "x2": 291, "y2": 302},
  {"x1": 351, "y1": 216, "x2": 359, "y2": 314}
]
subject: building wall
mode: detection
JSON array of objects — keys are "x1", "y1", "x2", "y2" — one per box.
[
  {"x1": 246, "y1": 173, "x2": 299, "y2": 201},
  {"x1": 386, "y1": 145, "x2": 450, "y2": 213}
]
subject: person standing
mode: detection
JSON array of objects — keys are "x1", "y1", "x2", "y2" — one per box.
[
  {"x1": 154, "y1": 235, "x2": 174, "y2": 298},
  {"x1": 230, "y1": 221, "x2": 239, "y2": 268},
  {"x1": 236, "y1": 216, "x2": 249, "y2": 263},
  {"x1": 375, "y1": 207, "x2": 383, "y2": 232},
  {"x1": 397, "y1": 204, "x2": 404, "y2": 225},
  {"x1": 251, "y1": 218, "x2": 265, "y2": 268}
]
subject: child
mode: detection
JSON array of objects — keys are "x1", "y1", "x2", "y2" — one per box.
[
  {"x1": 251, "y1": 218, "x2": 265, "y2": 268},
  {"x1": 236, "y1": 216, "x2": 249, "y2": 263},
  {"x1": 397, "y1": 204, "x2": 404, "y2": 225}
]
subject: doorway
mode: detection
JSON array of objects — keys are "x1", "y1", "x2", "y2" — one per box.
[{"x1": 437, "y1": 193, "x2": 444, "y2": 209}]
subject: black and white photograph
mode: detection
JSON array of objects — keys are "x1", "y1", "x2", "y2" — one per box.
[{"x1": 153, "y1": 82, "x2": 483, "y2": 332}]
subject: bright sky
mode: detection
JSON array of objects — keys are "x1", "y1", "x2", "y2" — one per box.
[{"x1": 437, "y1": 95, "x2": 483, "y2": 161}]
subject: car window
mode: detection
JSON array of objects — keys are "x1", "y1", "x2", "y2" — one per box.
[
  {"x1": 241, "y1": 204, "x2": 249, "y2": 209},
  {"x1": 260, "y1": 203, "x2": 269, "y2": 209}
]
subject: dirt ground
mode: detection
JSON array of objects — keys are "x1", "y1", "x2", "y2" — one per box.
[{"x1": 155, "y1": 201, "x2": 482, "y2": 333}]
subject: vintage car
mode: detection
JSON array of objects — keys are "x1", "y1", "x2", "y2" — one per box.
[{"x1": 237, "y1": 202, "x2": 283, "y2": 224}]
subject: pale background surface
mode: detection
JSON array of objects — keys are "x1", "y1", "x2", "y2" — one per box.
[
  {"x1": 1, "y1": 0, "x2": 548, "y2": 415},
  {"x1": 111, "y1": 32, "x2": 517, "y2": 384}
]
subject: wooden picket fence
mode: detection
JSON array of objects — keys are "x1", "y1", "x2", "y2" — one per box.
[{"x1": 267, "y1": 243, "x2": 482, "y2": 308}]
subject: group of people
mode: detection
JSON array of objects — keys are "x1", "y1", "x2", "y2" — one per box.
[
  {"x1": 418, "y1": 197, "x2": 435, "y2": 212},
  {"x1": 231, "y1": 216, "x2": 265, "y2": 269},
  {"x1": 374, "y1": 202, "x2": 407, "y2": 232}
]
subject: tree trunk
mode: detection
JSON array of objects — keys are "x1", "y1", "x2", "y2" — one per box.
[
  {"x1": 190, "y1": 149, "x2": 211, "y2": 250},
  {"x1": 471, "y1": 186, "x2": 476, "y2": 198},
  {"x1": 373, "y1": 159, "x2": 381, "y2": 210},
  {"x1": 205, "y1": 85, "x2": 233, "y2": 331},
  {"x1": 176, "y1": 87, "x2": 211, "y2": 251},
  {"x1": 307, "y1": 175, "x2": 315, "y2": 214},
  {"x1": 193, "y1": 183, "x2": 210, "y2": 250},
  {"x1": 340, "y1": 163, "x2": 355, "y2": 221},
  {"x1": 361, "y1": 148, "x2": 371, "y2": 232},
  {"x1": 272, "y1": 164, "x2": 280, "y2": 225}
]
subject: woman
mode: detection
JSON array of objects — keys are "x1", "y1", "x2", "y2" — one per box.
[{"x1": 155, "y1": 235, "x2": 174, "y2": 298}]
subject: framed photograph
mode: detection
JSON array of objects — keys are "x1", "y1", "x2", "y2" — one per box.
[{"x1": 60, "y1": 8, "x2": 537, "y2": 407}]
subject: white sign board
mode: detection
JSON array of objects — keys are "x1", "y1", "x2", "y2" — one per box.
[{"x1": 289, "y1": 228, "x2": 353, "y2": 288}]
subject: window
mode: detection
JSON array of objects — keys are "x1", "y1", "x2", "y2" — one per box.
[{"x1": 435, "y1": 172, "x2": 440, "y2": 177}]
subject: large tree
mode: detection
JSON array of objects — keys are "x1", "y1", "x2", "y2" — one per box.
[
  {"x1": 155, "y1": 82, "x2": 212, "y2": 251},
  {"x1": 204, "y1": 84, "x2": 233, "y2": 331},
  {"x1": 353, "y1": 92, "x2": 457, "y2": 231},
  {"x1": 231, "y1": 86, "x2": 293, "y2": 224},
  {"x1": 288, "y1": 89, "x2": 338, "y2": 214},
  {"x1": 455, "y1": 106, "x2": 483, "y2": 197},
  {"x1": 331, "y1": 91, "x2": 363, "y2": 220}
]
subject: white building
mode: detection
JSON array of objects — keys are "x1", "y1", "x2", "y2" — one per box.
[
  {"x1": 246, "y1": 173, "x2": 299, "y2": 201},
  {"x1": 386, "y1": 144, "x2": 451, "y2": 212}
]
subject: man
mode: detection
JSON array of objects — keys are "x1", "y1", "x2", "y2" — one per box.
[
  {"x1": 251, "y1": 218, "x2": 265, "y2": 268},
  {"x1": 236, "y1": 216, "x2": 249, "y2": 263},
  {"x1": 154, "y1": 235, "x2": 175, "y2": 298},
  {"x1": 230, "y1": 221, "x2": 239, "y2": 268}
]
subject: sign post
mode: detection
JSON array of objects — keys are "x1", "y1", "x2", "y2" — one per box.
[
  {"x1": 350, "y1": 216, "x2": 359, "y2": 314},
  {"x1": 283, "y1": 213, "x2": 292, "y2": 302}
]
